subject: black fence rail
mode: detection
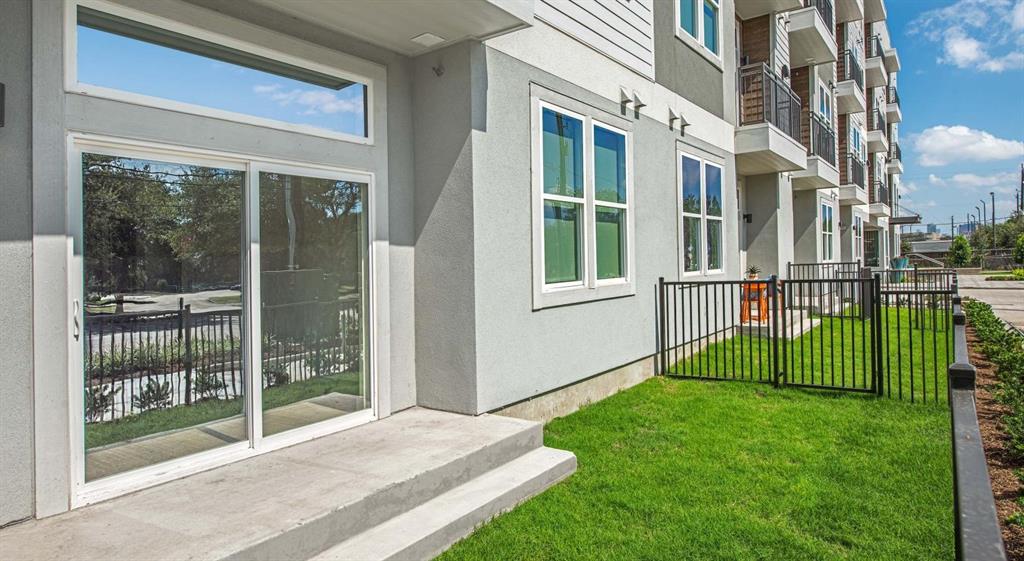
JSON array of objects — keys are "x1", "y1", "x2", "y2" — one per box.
[
  {"x1": 809, "y1": 112, "x2": 837, "y2": 165},
  {"x1": 84, "y1": 298, "x2": 361, "y2": 422},
  {"x1": 807, "y1": 0, "x2": 834, "y2": 30},
  {"x1": 840, "y1": 49, "x2": 864, "y2": 91},
  {"x1": 846, "y1": 154, "x2": 866, "y2": 188},
  {"x1": 739, "y1": 63, "x2": 802, "y2": 141},
  {"x1": 657, "y1": 272, "x2": 957, "y2": 401},
  {"x1": 949, "y1": 298, "x2": 1008, "y2": 561}
]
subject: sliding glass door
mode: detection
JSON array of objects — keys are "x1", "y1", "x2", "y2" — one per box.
[{"x1": 76, "y1": 142, "x2": 372, "y2": 486}]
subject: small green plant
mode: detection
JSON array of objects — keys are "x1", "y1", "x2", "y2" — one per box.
[
  {"x1": 965, "y1": 300, "x2": 1024, "y2": 461},
  {"x1": 263, "y1": 365, "x2": 291, "y2": 388},
  {"x1": 307, "y1": 351, "x2": 342, "y2": 377},
  {"x1": 745, "y1": 265, "x2": 761, "y2": 279},
  {"x1": 193, "y1": 370, "x2": 227, "y2": 402},
  {"x1": 132, "y1": 380, "x2": 172, "y2": 411},
  {"x1": 947, "y1": 235, "x2": 973, "y2": 267},
  {"x1": 85, "y1": 385, "x2": 121, "y2": 422}
]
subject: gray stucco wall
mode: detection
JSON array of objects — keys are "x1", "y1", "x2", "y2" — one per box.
[
  {"x1": 744, "y1": 173, "x2": 795, "y2": 277},
  {"x1": 412, "y1": 41, "x2": 480, "y2": 414},
  {"x1": 468, "y1": 46, "x2": 739, "y2": 413},
  {"x1": 792, "y1": 190, "x2": 818, "y2": 264},
  {"x1": 652, "y1": 0, "x2": 732, "y2": 121},
  {"x1": 0, "y1": 0, "x2": 37, "y2": 527}
]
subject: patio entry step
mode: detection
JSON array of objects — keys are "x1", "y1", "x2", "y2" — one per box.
[
  {"x1": 311, "y1": 447, "x2": 576, "y2": 561},
  {"x1": 0, "y1": 408, "x2": 575, "y2": 561}
]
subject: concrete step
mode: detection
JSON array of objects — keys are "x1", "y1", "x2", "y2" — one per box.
[
  {"x1": 0, "y1": 409, "x2": 550, "y2": 561},
  {"x1": 311, "y1": 447, "x2": 577, "y2": 561}
]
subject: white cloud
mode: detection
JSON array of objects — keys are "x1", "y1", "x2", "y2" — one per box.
[
  {"x1": 913, "y1": 125, "x2": 1024, "y2": 167},
  {"x1": 252, "y1": 84, "x2": 363, "y2": 115},
  {"x1": 928, "y1": 174, "x2": 946, "y2": 186},
  {"x1": 946, "y1": 171, "x2": 1018, "y2": 187},
  {"x1": 910, "y1": 0, "x2": 1024, "y2": 72},
  {"x1": 901, "y1": 181, "x2": 920, "y2": 193}
]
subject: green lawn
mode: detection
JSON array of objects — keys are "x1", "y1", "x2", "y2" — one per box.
[
  {"x1": 440, "y1": 378, "x2": 953, "y2": 561},
  {"x1": 85, "y1": 371, "x2": 361, "y2": 448},
  {"x1": 667, "y1": 306, "x2": 952, "y2": 404}
]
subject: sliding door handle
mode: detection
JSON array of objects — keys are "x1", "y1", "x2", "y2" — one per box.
[{"x1": 73, "y1": 299, "x2": 80, "y2": 341}]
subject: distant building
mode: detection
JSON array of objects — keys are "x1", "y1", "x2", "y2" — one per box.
[
  {"x1": 958, "y1": 223, "x2": 978, "y2": 236},
  {"x1": 926, "y1": 224, "x2": 937, "y2": 234}
]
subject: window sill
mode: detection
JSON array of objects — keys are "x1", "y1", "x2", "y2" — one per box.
[
  {"x1": 532, "y1": 281, "x2": 635, "y2": 310},
  {"x1": 674, "y1": 29, "x2": 724, "y2": 72}
]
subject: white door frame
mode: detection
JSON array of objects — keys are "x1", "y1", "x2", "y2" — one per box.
[{"x1": 67, "y1": 134, "x2": 380, "y2": 507}]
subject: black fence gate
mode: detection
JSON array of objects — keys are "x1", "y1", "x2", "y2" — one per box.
[{"x1": 658, "y1": 268, "x2": 957, "y2": 402}]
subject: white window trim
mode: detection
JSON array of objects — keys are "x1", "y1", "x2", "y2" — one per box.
[
  {"x1": 853, "y1": 214, "x2": 864, "y2": 261},
  {"x1": 531, "y1": 98, "x2": 636, "y2": 310},
  {"x1": 64, "y1": 0, "x2": 378, "y2": 145},
  {"x1": 678, "y1": 151, "x2": 726, "y2": 277},
  {"x1": 66, "y1": 133, "x2": 381, "y2": 507},
  {"x1": 817, "y1": 80, "x2": 833, "y2": 123},
  {"x1": 674, "y1": 0, "x2": 724, "y2": 69},
  {"x1": 819, "y1": 199, "x2": 835, "y2": 262}
]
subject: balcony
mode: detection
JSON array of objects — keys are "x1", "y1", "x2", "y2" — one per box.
[
  {"x1": 883, "y1": 47, "x2": 901, "y2": 74},
  {"x1": 885, "y1": 86, "x2": 902, "y2": 123},
  {"x1": 789, "y1": 0, "x2": 837, "y2": 66},
  {"x1": 869, "y1": 181, "x2": 891, "y2": 217},
  {"x1": 250, "y1": 0, "x2": 534, "y2": 56},
  {"x1": 835, "y1": 50, "x2": 866, "y2": 114},
  {"x1": 838, "y1": 154, "x2": 868, "y2": 205},
  {"x1": 835, "y1": 0, "x2": 863, "y2": 22},
  {"x1": 793, "y1": 113, "x2": 840, "y2": 189},
  {"x1": 735, "y1": 64, "x2": 808, "y2": 174},
  {"x1": 864, "y1": 0, "x2": 886, "y2": 22},
  {"x1": 887, "y1": 141, "x2": 903, "y2": 174},
  {"x1": 866, "y1": 108, "x2": 888, "y2": 153},
  {"x1": 864, "y1": 35, "x2": 887, "y2": 87},
  {"x1": 736, "y1": 0, "x2": 802, "y2": 19}
]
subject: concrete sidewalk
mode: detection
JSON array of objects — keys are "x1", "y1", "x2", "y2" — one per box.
[{"x1": 958, "y1": 275, "x2": 1024, "y2": 330}]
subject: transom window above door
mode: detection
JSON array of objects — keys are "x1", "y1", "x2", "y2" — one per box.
[
  {"x1": 531, "y1": 98, "x2": 635, "y2": 309},
  {"x1": 71, "y1": 2, "x2": 371, "y2": 141}
]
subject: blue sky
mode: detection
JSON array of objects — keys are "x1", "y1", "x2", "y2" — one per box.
[
  {"x1": 885, "y1": 0, "x2": 1024, "y2": 233},
  {"x1": 77, "y1": 26, "x2": 366, "y2": 137}
]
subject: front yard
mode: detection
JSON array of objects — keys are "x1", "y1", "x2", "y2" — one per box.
[{"x1": 441, "y1": 378, "x2": 953, "y2": 561}]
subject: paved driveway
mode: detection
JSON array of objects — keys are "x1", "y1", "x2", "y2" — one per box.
[{"x1": 958, "y1": 275, "x2": 1024, "y2": 330}]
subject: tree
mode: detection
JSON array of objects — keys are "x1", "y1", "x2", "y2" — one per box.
[
  {"x1": 948, "y1": 235, "x2": 973, "y2": 268},
  {"x1": 1014, "y1": 233, "x2": 1024, "y2": 265}
]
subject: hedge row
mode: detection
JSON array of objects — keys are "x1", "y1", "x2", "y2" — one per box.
[{"x1": 964, "y1": 300, "x2": 1024, "y2": 460}]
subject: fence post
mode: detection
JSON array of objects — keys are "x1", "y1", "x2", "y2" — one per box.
[
  {"x1": 770, "y1": 274, "x2": 781, "y2": 388},
  {"x1": 658, "y1": 277, "x2": 665, "y2": 376},
  {"x1": 177, "y1": 297, "x2": 184, "y2": 338},
  {"x1": 183, "y1": 304, "x2": 193, "y2": 405},
  {"x1": 873, "y1": 273, "x2": 884, "y2": 396},
  {"x1": 860, "y1": 267, "x2": 873, "y2": 320}
]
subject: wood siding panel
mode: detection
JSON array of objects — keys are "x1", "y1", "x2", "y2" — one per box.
[
  {"x1": 537, "y1": 0, "x2": 654, "y2": 77},
  {"x1": 741, "y1": 15, "x2": 772, "y2": 66},
  {"x1": 839, "y1": 114, "x2": 849, "y2": 184},
  {"x1": 792, "y1": 65, "x2": 811, "y2": 152}
]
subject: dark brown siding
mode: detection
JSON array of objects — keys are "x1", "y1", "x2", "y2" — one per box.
[
  {"x1": 741, "y1": 16, "x2": 771, "y2": 66},
  {"x1": 838, "y1": 115, "x2": 849, "y2": 184},
  {"x1": 791, "y1": 65, "x2": 812, "y2": 153}
]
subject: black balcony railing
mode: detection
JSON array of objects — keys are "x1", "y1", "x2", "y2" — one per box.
[
  {"x1": 890, "y1": 141, "x2": 901, "y2": 162},
  {"x1": 869, "y1": 107, "x2": 887, "y2": 132},
  {"x1": 840, "y1": 50, "x2": 864, "y2": 92},
  {"x1": 887, "y1": 86, "x2": 900, "y2": 106},
  {"x1": 867, "y1": 34, "x2": 884, "y2": 59},
  {"x1": 846, "y1": 154, "x2": 865, "y2": 188},
  {"x1": 807, "y1": 0, "x2": 834, "y2": 32},
  {"x1": 739, "y1": 63, "x2": 802, "y2": 141},
  {"x1": 872, "y1": 181, "x2": 890, "y2": 206},
  {"x1": 809, "y1": 112, "x2": 837, "y2": 165}
]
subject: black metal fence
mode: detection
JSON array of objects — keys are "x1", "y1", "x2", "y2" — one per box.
[
  {"x1": 809, "y1": 112, "x2": 837, "y2": 165},
  {"x1": 867, "y1": 34, "x2": 884, "y2": 59},
  {"x1": 807, "y1": 0, "x2": 834, "y2": 30},
  {"x1": 846, "y1": 154, "x2": 866, "y2": 188},
  {"x1": 657, "y1": 270, "x2": 957, "y2": 402},
  {"x1": 84, "y1": 298, "x2": 361, "y2": 422},
  {"x1": 841, "y1": 49, "x2": 864, "y2": 91}
]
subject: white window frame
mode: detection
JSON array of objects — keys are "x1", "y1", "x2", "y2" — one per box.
[
  {"x1": 679, "y1": 151, "x2": 726, "y2": 277},
  {"x1": 64, "y1": 0, "x2": 377, "y2": 145},
  {"x1": 675, "y1": 0, "x2": 724, "y2": 67},
  {"x1": 854, "y1": 214, "x2": 864, "y2": 261},
  {"x1": 819, "y1": 200, "x2": 835, "y2": 262},
  {"x1": 66, "y1": 133, "x2": 379, "y2": 507},
  {"x1": 531, "y1": 98, "x2": 636, "y2": 309},
  {"x1": 818, "y1": 80, "x2": 833, "y2": 123}
]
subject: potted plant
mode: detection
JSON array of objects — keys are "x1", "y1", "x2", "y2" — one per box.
[{"x1": 745, "y1": 265, "x2": 761, "y2": 280}]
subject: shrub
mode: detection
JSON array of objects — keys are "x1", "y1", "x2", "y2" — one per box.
[
  {"x1": 133, "y1": 380, "x2": 172, "y2": 411},
  {"x1": 965, "y1": 300, "x2": 1024, "y2": 461},
  {"x1": 154, "y1": 278, "x2": 169, "y2": 292},
  {"x1": 85, "y1": 385, "x2": 121, "y2": 422},
  {"x1": 192, "y1": 370, "x2": 227, "y2": 402},
  {"x1": 263, "y1": 365, "x2": 290, "y2": 388},
  {"x1": 1015, "y1": 234, "x2": 1024, "y2": 265},
  {"x1": 948, "y1": 235, "x2": 973, "y2": 267}
]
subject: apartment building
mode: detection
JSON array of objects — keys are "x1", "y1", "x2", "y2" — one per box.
[{"x1": 0, "y1": 0, "x2": 903, "y2": 557}]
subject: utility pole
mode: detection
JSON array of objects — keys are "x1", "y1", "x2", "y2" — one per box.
[
  {"x1": 950, "y1": 215, "x2": 954, "y2": 240},
  {"x1": 990, "y1": 191, "x2": 996, "y2": 251}
]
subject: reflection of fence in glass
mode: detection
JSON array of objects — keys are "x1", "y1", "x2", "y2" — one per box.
[{"x1": 84, "y1": 298, "x2": 361, "y2": 422}]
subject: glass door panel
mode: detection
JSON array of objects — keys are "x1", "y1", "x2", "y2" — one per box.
[
  {"x1": 258, "y1": 171, "x2": 369, "y2": 436},
  {"x1": 82, "y1": 153, "x2": 246, "y2": 481}
]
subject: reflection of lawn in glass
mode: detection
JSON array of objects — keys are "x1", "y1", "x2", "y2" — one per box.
[{"x1": 85, "y1": 371, "x2": 362, "y2": 449}]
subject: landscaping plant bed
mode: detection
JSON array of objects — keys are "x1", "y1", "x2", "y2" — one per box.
[{"x1": 965, "y1": 300, "x2": 1024, "y2": 559}]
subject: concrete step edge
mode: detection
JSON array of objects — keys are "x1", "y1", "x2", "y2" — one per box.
[{"x1": 311, "y1": 447, "x2": 577, "y2": 561}]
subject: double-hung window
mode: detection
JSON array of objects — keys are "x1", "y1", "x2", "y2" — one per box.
[
  {"x1": 534, "y1": 100, "x2": 633, "y2": 307},
  {"x1": 680, "y1": 152, "x2": 724, "y2": 275},
  {"x1": 818, "y1": 82, "x2": 833, "y2": 123},
  {"x1": 820, "y1": 202, "x2": 835, "y2": 261},
  {"x1": 678, "y1": 0, "x2": 721, "y2": 57}
]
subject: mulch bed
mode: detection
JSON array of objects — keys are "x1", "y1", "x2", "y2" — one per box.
[{"x1": 968, "y1": 326, "x2": 1024, "y2": 560}]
